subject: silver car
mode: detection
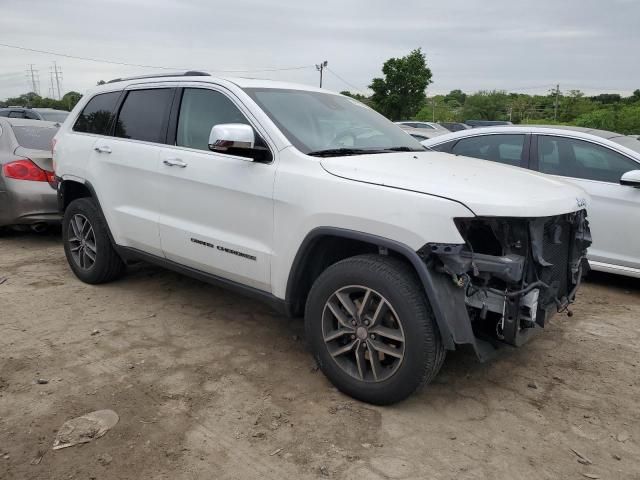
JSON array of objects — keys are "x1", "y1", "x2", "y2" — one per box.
[
  {"x1": 0, "y1": 118, "x2": 60, "y2": 230},
  {"x1": 421, "y1": 126, "x2": 640, "y2": 278}
]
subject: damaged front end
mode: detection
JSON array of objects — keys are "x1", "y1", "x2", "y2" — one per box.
[{"x1": 420, "y1": 211, "x2": 591, "y2": 359}]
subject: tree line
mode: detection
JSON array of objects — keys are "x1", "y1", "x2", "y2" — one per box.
[
  {"x1": 0, "y1": 91, "x2": 83, "y2": 112},
  {"x1": 342, "y1": 49, "x2": 640, "y2": 135}
]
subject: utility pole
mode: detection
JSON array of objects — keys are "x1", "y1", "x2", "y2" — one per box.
[
  {"x1": 432, "y1": 98, "x2": 436, "y2": 122},
  {"x1": 554, "y1": 84, "x2": 560, "y2": 121},
  {"x1": 51, "y1": 62, "x2": 63, "y2": 100},
  {"x1": 26, "y1": 64, "x2": 40, "y2": 95},
  {"x1": 315, "y1": 60, "x2": 327, "y2": 88},
  {"x1": 508, "y1": 106, "x2": 513, "y2": 122}
]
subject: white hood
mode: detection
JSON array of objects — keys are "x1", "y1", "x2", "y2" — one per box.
[{"x1": 320, "y1": 151, "x2": 589, "y2": 217}]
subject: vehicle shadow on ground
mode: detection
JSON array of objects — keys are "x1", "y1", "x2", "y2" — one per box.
[{"x1": 584, "y1": 270, "x2": 640, "y2": 291}]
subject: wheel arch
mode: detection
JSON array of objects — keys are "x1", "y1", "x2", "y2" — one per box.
[
  {"x1": 58, "y1": 179, "x2": 117, "y2": 245},
  {"x1": 284, "y1": 227, "x2": 456, "y2": 349}
]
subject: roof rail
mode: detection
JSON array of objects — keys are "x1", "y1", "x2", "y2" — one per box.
[{"x1": 107, "y1": 71, "x2": 210, "y2": 84}]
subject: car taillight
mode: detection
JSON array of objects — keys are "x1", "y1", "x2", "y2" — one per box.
[{"x1": 2, "y1": 159, "x2": 53, "y2": 183}]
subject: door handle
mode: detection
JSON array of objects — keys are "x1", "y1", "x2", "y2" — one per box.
[
  {"x1": 94, "y1": 145, "x2": 112, "y2": 154},
  {"x1": 163, "y1": 158, "x2": 187, "y2": 168}
]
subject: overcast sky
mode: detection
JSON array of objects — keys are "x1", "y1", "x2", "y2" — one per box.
[{"x1": 1, "y1": 0, "x2": 638, "y2": 100}]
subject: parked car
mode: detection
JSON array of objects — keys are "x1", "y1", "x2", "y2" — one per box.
[
  {"x1": 395, "y1": 121, "x2": 449, "y2": 133},
  {"x1": 0, "y1": 118, "x2": 60, "y2": 230},
  {"x1": 398, "y1": 126, "x2": 440, "y2": 142},
  {"x1": 464, "y1": 120, "x2": 513, "y2": 128},
  {"x1": 54, "y1": 72, "x2": 591, "y2": 405},
  {"x1": 422, "y1": 126, "x2": 640, "y2": 278},
  {"x1": 439, "y1": 122, "x2": 471, "y2": 132},
  {"x1": 0, "y1": 107, "x2": 69, "y2": 123},
  {"x1": 396, "y1": 123, "x2": 447, "y2": 140}
]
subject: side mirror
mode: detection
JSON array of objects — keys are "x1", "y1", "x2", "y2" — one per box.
[
  {"x1": 620, "y1": 170, "x2": 640, "y2": 188},
  {"x1": 208, "y1": 123, "x2": 255, "y2": 152}
]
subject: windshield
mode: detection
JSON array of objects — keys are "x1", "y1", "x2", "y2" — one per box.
[
  {"x1": 243, "y1": 88, "x2": 424, "y2": 155},
  {"x1": 11, "y1": 125, "x2": 58, "y2": 150},
  {"x1": 611, "y1": 135, "x2": 640, "y2": 155},
  {"x1": 37, "y1": 110, "x2": 69, "y2": 122}
]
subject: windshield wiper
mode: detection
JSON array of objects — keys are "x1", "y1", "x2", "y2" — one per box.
[
  {"x1": 384, "y1": 146, "x2": 425, "y2": 152},
  {"x1": 307, "y1": 148, "x2": 387, "y2": 157}
]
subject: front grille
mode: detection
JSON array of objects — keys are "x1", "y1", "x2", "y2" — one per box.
[{"x1": 541, "y1": 217, "x2": 571, "y2": 299}]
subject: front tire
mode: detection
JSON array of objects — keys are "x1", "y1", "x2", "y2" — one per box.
[
  {"x1": 305, "y1": 254, "x2": 445, "y2": 405},
  {"x1": 62, "y1": 198, "x2": 125, "y2": 284}
]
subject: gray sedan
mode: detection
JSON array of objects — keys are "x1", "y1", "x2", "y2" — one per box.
[{"x1": 0, "y1": 118, "x2": 60, "y2": 230}]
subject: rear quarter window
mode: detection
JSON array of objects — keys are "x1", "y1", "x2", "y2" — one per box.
[
  {"x1": 73, "y1": 91, "x2": 121, "y2": 135},
  {"x1": 11, "y1": 125, "x2": 58, "y2": 150}
]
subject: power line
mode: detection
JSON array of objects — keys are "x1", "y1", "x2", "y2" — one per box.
[
  {"x1": 326, "y1": 67, "x2": 367, "y2": 93},
  {"x1": 0, "y1": 42, "x2": 314, "y2": 74}
]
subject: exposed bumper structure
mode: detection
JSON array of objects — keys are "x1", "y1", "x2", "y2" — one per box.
[{"x1": 420, "y1": 210, "x2": 592, "y2": 360}]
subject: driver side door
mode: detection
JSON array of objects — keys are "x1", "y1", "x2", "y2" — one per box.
[{"x1": 156, "y1": 86, "x2": 276, "y2": 291}]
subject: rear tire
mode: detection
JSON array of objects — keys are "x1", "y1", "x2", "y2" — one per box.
[
  {"x1": 63, "y1": 198, "x2": 124, "y2": 284},
  {"x1": 305, "y1": 254, "x2": 445, "y2": 405}
]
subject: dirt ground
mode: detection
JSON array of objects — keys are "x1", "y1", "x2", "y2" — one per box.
[{"x1": 1, "y1": 230, "x2": 639, "y2": 480}]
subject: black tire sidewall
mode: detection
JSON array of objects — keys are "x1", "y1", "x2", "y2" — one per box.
[
  {"x1": 305, "y1": 255, "x2": 442, "y2": 405},
  {"x1": 62, "y1": 198, "x2": 119, "y2": 284}
]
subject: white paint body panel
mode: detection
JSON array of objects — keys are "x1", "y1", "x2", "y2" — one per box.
[{"x1": 54, "y1": 77, "x2": 589, "y2": 299}]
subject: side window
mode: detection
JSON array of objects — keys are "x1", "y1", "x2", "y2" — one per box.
[
  {"x1": 452, "y1": 135, "x2": 525, "y2": 167},
  {"x1": 176, "y1": 88, "x2": 249, "y2": 151},
  {"x1": 430, "y1": 140, "x2": 456, "y2": 153},
  {"x1": 0, "y1": 111, "x2": 9, "y2": 117},
  {"x1": 25, "y1": 111, "x2": 40, "y2": 120},
  {"x1": 73, "y1": 92, "x2": 121, "y2": 135},
  {"x1": 8, "y1": 111, "x2": 26, "y2": 118},
  {"x1": 538, "y1": 136, "x2": 639, "y2": 183},
  {"x1": 115, "y1": 89, "x2": 174, "y2": 143}
]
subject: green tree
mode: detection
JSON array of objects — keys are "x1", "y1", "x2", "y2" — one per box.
[
  {"x1": 369, "y1": 48, "x2": 432, "y2": 120},
  {"x1": 443, "y1": 89, "x2": 466, "y2": 107},
  {"x1": 462, "y1": 91, "x2": 510, "y2": 120}
]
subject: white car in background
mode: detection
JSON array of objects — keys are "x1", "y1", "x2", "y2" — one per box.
[
  {"x1": 422, "y1": 126, "x2": 640, "y2": 278},
  {"x1": 394, "y1": 121, "x2": 448, "y2": 141}
]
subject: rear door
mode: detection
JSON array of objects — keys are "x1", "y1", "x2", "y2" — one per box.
[
  {"x1": 88, "y1": 87, "x2": 175, "y2": 256},
  {"x1": 533, "y1": 134, "x2": 640, "y2": 269},
  {"x1": 156, "y1": 86, "x2": 276, "y2": 291}
]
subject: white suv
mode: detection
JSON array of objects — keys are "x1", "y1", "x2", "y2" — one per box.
[{"x1": 53, "y1": 72, "x2": 592, "y2": 404}]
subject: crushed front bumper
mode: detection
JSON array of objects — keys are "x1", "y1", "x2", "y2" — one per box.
[{"x1": 420, "y1": 210, "x2": 591, "y2": 358}]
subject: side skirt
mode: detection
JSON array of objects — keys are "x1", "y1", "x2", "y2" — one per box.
[
  {"x1": 588, "y1": 260, "x2": 640, "y2": 279},
  {"x1": 114, "y1": 246, "x2": 290, "y2": 315}
]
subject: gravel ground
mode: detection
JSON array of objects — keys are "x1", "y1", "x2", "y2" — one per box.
[{"x1": 1, "y1": 229, "x2": 639, "y2": 480}]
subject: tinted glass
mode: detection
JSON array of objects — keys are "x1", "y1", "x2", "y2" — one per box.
[
  {"x1": 0, "y1": 111, "x2": 9, "y2": 117},
  {"x1": 538, "y1": 136, "x2": 639, "y2": 183},
  {"x1": 177, "y1": 88, "x2": 249, "y2": 151},
  {"x1": 115, "y1": 89, "x2": 173, "y2": 143},
  {"x1": 8, "y1": 111, "x2": 25, "y2": 118},
  {"x1": 452, "y1": 134, "x2": 525, "y2": 167},
  {"x1": 244, "y1": 88, "x2": 424, "y2": 154},
  {"x1": 39, "y1": 110, "x2": 69, "y2": 122},
  {"x1": 73, "y1": 92, "x2": 120, "y2": 135},
  {"x1": 429, "y1": 140, "x2": 456, "y2": 152},
  {"x1": 11, "y1": 125, "x2": 58, "y2": 150}
]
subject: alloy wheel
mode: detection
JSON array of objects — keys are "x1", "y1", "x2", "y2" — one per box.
[
  {"x1": 68, "y1": 214, "x2": 97, "y2": 270},
  {"x1": 322, "y1": 285, "x2": 405, "y2": 382}
]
